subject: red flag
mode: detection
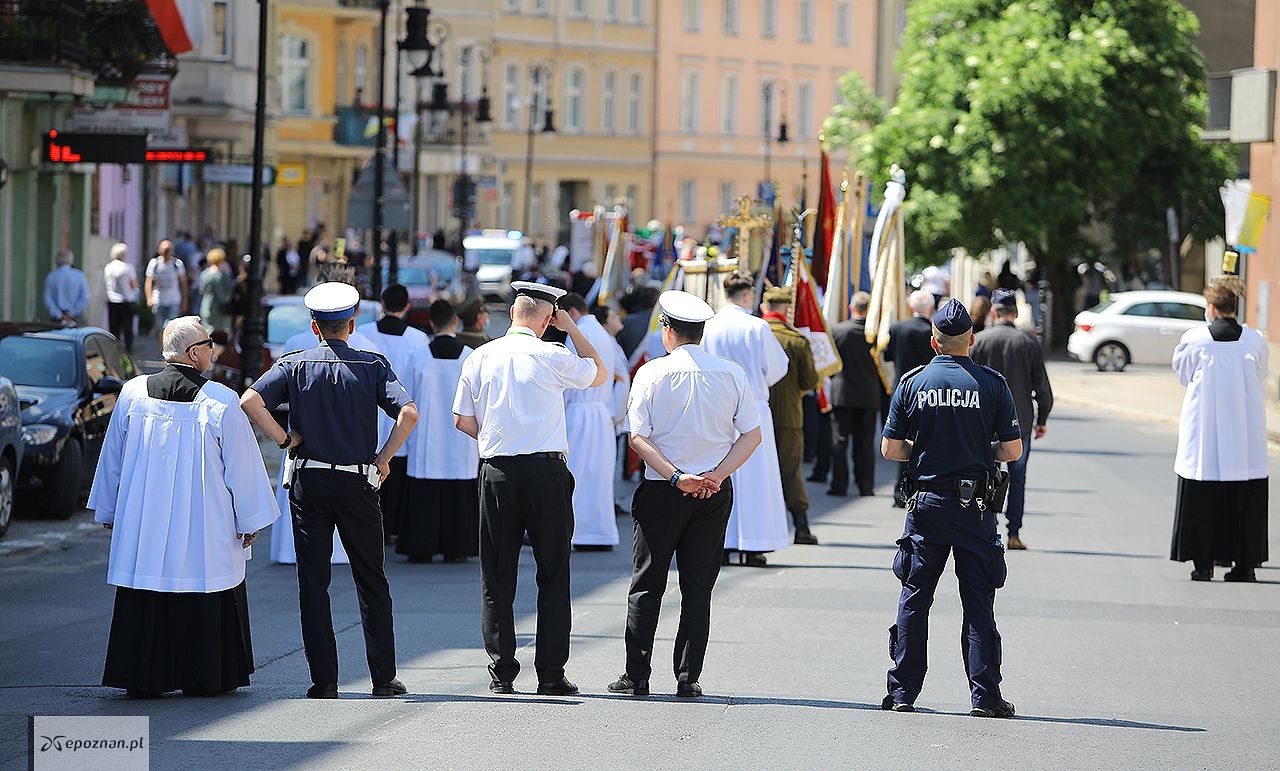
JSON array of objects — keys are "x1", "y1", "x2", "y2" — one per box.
[
  {"x1": 146, "y1": 0, "x2": 194, "y2": 54},
  {"x1": 811, "y1": 148, "x2": 836, "y2": 290},
  {"x1": 790, "y1": 254, "x2": 841, "y2": 379}
]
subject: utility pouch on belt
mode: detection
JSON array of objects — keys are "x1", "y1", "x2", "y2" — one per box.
[
  {"x1": 987, "y1": 468, "x2": 1010, "y2": 511},
  {"x1": 281, "y1": 451, "x2": 298, "y2": 490},
  {"x1": 367, "y1": 464, "x2": 383, "y2": 490}
]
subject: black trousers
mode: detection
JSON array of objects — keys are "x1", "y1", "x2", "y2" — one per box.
[
  {"x1": 291, "y1": 467, "x2": 396, "y2": 687},
  {"x1": 830, "y1": 406, "x2": 878, "y2": 495},
  {"x1": 479, "y1": 455, "x2": 575, "y2": 683},
  {"x1": 107, "y1": 301, "x2": 135, "y2": 352},
  {"x1": 625, "y1": 478, "x2": 732, "y2": 684},
  {"x1": 379, "y1": 456, "x2": 408, "y2": 536}
]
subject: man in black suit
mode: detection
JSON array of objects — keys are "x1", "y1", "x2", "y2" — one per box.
[
  {"x1": 883, "y1": 289, "x2": 937, "y2": 506},
  {"x1": 828, "y1": 292, "x2": 887, "y2": 497},
  {"x1": 429, "y1": 300, "x2": 466, "y2": 358}
]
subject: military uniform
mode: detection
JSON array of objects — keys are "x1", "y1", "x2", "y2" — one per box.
[
  {"x1": 251, "y1": 283, "x2": 414, "y2": 697},
  {"x1": 882, "y1": 299, "x2": 1021, "y2": 718},
  {"x1": 762, "y1": 287, "x2": 820, "y2": 544}
]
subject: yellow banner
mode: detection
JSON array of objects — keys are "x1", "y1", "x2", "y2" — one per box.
[{"x1": 1239, "y1": 192, "x2": 1271, "y2": 250}]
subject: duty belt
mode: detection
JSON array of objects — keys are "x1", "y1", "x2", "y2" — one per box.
[
  {"x1": 483, "y1": 451, "x2": 566, "y2": 462},
  {"x1": 298, "y1": 460, "x2": 375, "y2": 474}
]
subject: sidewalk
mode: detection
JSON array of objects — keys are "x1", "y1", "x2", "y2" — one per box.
[{"x1": 1046, "y1": 355, "x2": 1280, "y2": 450}]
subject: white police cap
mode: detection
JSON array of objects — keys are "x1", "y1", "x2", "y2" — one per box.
[
  {"x1": 658, "y1": 290, "x2": 715, "y2": 324},
  {"x1": 512, "y1": 281, "x2": 567, "y2": 305},
  {"x1": 304, "y1": 282, "x2": 361, "y2": 320}
]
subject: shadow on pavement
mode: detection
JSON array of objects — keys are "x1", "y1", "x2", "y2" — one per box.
[{"x1": 1005, "y1": 714, "x2": 1205, "y2": 733}]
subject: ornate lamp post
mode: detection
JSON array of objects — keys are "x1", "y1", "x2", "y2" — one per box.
[
  {"x1": 398, "y1": 2, "x2": 442, "y2": 255},
  {"x1": 239, "y1": 0, "x2": 271, "y2": 390},
  {"x1": 522, "y1": 60, "x2": 556, "y2": 235},
  {"x1": 452, "y1": 42, "x2": 493, "y2": 249},
  {"x1": 761, "y1": 81, "x2": 790, "y2": 192}
]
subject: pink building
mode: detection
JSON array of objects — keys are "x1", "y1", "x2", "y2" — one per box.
[
  {"x1": 653, "y1": 0, "x2": 878, "y2": 234},
  {"x1": 1244, "y1": 1, "x2": 1280, "y2": 387}
]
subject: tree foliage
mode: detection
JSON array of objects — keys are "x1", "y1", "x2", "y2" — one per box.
[{"x1": 826, "y1": 0, "x2": 1238, "y2": 268}]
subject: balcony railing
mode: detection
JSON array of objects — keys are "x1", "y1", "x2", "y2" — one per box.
[
  {"x1": 334, "y1": 105, "x2": 390, "y2": 147},
  {"x1": 0, "y1": 0, "x2": 89, "y2": 70}
]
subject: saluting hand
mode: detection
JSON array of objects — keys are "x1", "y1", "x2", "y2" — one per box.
[{"x1": 550, "y1": 308, "x2": 575, "y2": 332}]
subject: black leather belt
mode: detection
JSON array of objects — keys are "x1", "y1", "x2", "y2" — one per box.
[
  {"x1": 913, "y1": 480, "x2": 963, "y2": 493},
  {"x1": 484, "y1": 451, "x2": 565, "y2": 462}
]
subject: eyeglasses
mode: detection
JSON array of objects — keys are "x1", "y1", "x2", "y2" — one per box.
[{"x1": 186, "y1": 338, "x2": 214, "y2": 353}]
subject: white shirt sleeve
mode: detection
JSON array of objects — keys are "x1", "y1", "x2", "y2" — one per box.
[
  {"x1": 144, "y1": 258, "x2": 157, "y2": 279},
  {"x1": 625, "y1": 369, "x2": 653, "y2": 437},
  {"x1": 550, "y1": 344, "x2": 599, "y2": 389},
  {"x1": 452, "y1": 356, "x2": 477, "y2": 416}
]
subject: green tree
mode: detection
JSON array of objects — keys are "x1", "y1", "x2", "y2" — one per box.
[{"x1": 826, "y1": 0, "x2": 1237, "y2": 339}]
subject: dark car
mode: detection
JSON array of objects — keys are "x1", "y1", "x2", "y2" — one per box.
[
  {"x1": 381, "y1": 252, "x2": 467, "y2": 330},
  {"x1": 0, "y1": 375, "x2": 23, "y2": 537},
  {"x1": 0, "y1": 324, "x2": 134, "y2": 519}
]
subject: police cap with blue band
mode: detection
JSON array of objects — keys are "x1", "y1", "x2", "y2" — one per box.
[
  {"x1": 991, "y1": 288, "x2": 1018, "y2": 308},
  {"x1": 511, "y1": 280, "x2": 567, "y2": 305},
  {"x1": 305, "y1": 282, "x2": 361, "y2": 320},
  {"x1": 932, "y1": 297, "x2": 974, "y2": 336}
]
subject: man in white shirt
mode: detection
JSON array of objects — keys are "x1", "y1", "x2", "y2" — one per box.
[
  {"x1": 452, "y1": 281, "x2": 606, "y2": 696},
  {"x1": 102, "y1": 243, "x2": 139, "y2": 352},
  {"x1": 608, "y1": 290, "x2": 762, "y2": 699},
  {"x1": 701, "y1": 272, "x2": 790, "y2": 566},
  {"x1": 145, "y1": 239, "x2": 189, "y2": 348}
]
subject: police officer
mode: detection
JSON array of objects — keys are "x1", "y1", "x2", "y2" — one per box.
[
  {"x1": 607, "y1": 291, "x2": 762, "y2": 699},
  {"x1": 880, "y1": 298, "x2": 1023, "y2": 718},
  {"x1": 240, "y1": 282, "x2": 419, "y2": 699},
  {"x1": 452, "y1": 281, "x2": 607, "y2": 696}
]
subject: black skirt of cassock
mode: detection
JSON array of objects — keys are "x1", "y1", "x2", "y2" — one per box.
[
  {"x1": 102, "y1": 581, "x2": 254, "y2": 694},
  {"x1": 1170, "y1": 476, "x2": 1269, "y2": 566},
  {"x1": 396, "y1": 477, "x2": 480, "y2": 559}
]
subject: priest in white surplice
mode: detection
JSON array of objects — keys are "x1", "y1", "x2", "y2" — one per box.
[
  {"x1": 89, "y1": 316, "x2": 279, "y2": 696},
  {"x1": 357, "y1": 282, "x2": 430, "y2": 538},
  {"x1": 560, "y1": 293, "x2": 621, "y2": 549},
  {"x1": 700, "y1": 272, "x2": 791, "y2": 566},
  {"x1": 1170, "y1": 280, "x2": 1270, "y2": 582},
  {"x1": 398, "y1": 299, "x2": 481, "y2": 562}
]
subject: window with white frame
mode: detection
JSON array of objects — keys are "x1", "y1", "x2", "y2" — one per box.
[
  {"x1": 605, "y1": 184, "x2": 618, "y2": 203},
  {"x1": 722, "y1": 0, "x2": 738, "y2": 35},
  {"x1": 683, "y1": 0, "x2": 701, "y2": 31},
  {"x1": 796, "y1": 81, "x2": 813, "y2": 140},
  {"x1": 355, "y1": 44, "x2": 368, "y2": 92},
  {"x1": 836, "y1": 1, "x2": 852, "y2": 46},
  {"x1": 602, "y1": 72, "x2": 617, "y2": 133},
  {"x1": 630, "y1": 0, "x2": 644, "y2": 23},
  {"x1": 501, "y1": 181, "x2": 515, "y2": 228},
  {"x1": 719, "y1": 181, "x2": 735, "y2": 214},
  {"x1": 679, "y1": 71, "x2": 700, "y2": 133},
  {"x1": 571, "y1": 0, "x2": 588, "y2": 17},
  {"x1": 759, "y1": 80, "x2": 775, "y2": 135},
  {"x1": 606, "y1": 0, "x2": 619, "y2": 20},
  {"x1": 626, "y1": 73, "x2": 642, "y2": 134},
  {"x1": 798, "y1": 0, "x2": 814, "y2": 42},
  {"x1": 280, "y1": 36, "x2": 310, "y2": 114},
  {"x1": 565, "y1": 69, "x2": 585, "y2": 132},
  {"x1": 502, "y1": 62, "x2": 520, "y2": 129},
  {"x1": 503, "y1": 0, "x2": 520, "y2": 11},
  {"x1": 720, "y1": 73, "x2": 738, "y2": 135},
  {"x1": 530, "y1": 182, "x2": 544, "y2": 231},
  {"x1": 532, "y1": 0, "x2": 548, "y2": 14},
  {"x1": 211, "y1": 1, "x2": 229, "y2": 57},
  {"x1": 761, "y1": 0, "x2": 777, "y2": 38},
  {"x1": 680, "y1": 179, "x2": 697, "y2": 222},
  {"x1": 626, "y1": 184, "x2": 638, "y2": 207}
]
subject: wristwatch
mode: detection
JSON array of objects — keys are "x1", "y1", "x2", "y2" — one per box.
[
  {"x1": 278, "y1": 436, "x2": 291, "y2": 449},
  {"x1": 669, "y1": 469, "x2": 684, "y2": 487}
]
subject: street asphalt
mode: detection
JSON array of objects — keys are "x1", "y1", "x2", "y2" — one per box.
[{"x1": 0, "y1": 397, "x2": 1277, "y2": 770}]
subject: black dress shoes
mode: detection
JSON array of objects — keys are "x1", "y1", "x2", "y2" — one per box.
[
  {"x1": 741, "y1": 552, "x2": 768, "y2": 568},
  {"x1": 536, "y1": 676, "x2": 579, "y2": 696},
  {"x1": 826, "y1": 488, "x2": 847, "y2": 497},
  {"x1": 970, "y1": 700, "x2": 1016, "y2": 718},
  {"x1": 880, "y1": 695, "x2": 914, "y2": 712},
  {"x1": 1190, "y1": 569, "x2": 1214, "y2": 582},
  {"x1": 794, "y1": 531, "x2": 819, "y2": 546},
  {"x1": 372, "y1": 679, "x2": 407, "y2": 696},
  {"x1": 806, "y1": 472, "x2": 826, "y2": 482},
  {"x1": 306, "y1": 683, "x2": 339, "y2": 699},
  {"x1": 607, "y1": 675, "x2": 650, "y2": 695},
  {"x1": 489, "y1": 679, "x2": 515, "y2": 694},
  {"x1": 1224, "y1": 568, "x2": 1258, "y2": 582},
  {"x1": 676, "y1": 681, "x2": 703, "y2": 698}
]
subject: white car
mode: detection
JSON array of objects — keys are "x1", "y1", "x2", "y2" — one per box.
[{"x1": 1067, "y1": 290, "x2": 1207, "y2": 371}]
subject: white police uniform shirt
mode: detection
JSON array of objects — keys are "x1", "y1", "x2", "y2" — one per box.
[
  {"x1": 627, "y1": 344, "x2": 760, "y2": 480},
  {"x1": 452, "y1": 325, "x2": 599, "y2": 458},
  {"x1": 268, "y1": 326, "x2": 378, "y2": 565},
  {"x1": 406, "y1": 345, "x2": 479, "y2": 480},
  {"x1": 564, "y1": 314, "x2": 620, "y2": 546},
  {"x1": 357, "y1": 319, "x2": 430, "y2": 458}
]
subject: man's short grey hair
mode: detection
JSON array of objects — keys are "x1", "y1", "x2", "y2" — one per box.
[
  {"x1": 56, "y1": 249, "x2": 74, "y2": 266},
  {"x1": 851, "y1": 291, "x2": 871, "y2": 316},
  {"x1": 162, "y1": 316, "x2": 208, "y2": 361},
  {"x1": 909, "y1": 289, "x2": 935, "y2": 316},
  {"x1": 932, "y1": 326, "x2": 969, "y2": 354},
  {"x1": 512, "y1": 294, "x2": 551, "y2": 321},
  {"x1": 109, "y1": 242, "x2": 128, "y2": 261}
]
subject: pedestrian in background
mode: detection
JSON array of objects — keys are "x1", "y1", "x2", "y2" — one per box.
[
  {"x1": 829, "y1": 292, "x2": 885, "y2": 498},
  {"x1": 89, "y1": 316, "x2": 278, "y2": 697},
  {"x1": 103, "y1": 243, "x2": 138, "y2": 351},
  {"x1": 145, "y1": 239, "x2": 188, "y2": 348},
  {"x1": 881, "y1": 299, "x2": 1022, "y2": 719},
  {"x1": 456, "y1": 297, "x2": 492, "y2": 349},
  {"x1": 199, "y1": 248, "x2": 235, "y2": 335},
  {"x1": 43, "y1": 248, "x2": 90, "y2": 326},
  {"x1": 1171, "y1": 281, "x2": 1269, "y2": 582},
  {"x1": 452, "y1": 281, "x2": 605, "y2": 696},
  {"x1": 277, "y1": 236, "x2": 302, "y2": 295},
  {"x1": 970, "y1": 289, "x2": 1053, "y2": 550},
  {"x1": 608, "y1": 290, "x2": 761, "y2": 699},
  {"x1": 242, "y1": 282, "x2": 419, "y2": 699},
  {"x1": 969, "y1": 295, "x2": 992, "y2": 334},
  {"x1": 761, "y1": 286, "x2": 821, "y2": 545}
]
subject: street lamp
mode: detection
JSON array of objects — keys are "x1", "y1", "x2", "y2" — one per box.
[
  {"x1": 523, "y1": 61, "x2": 556, "y2": 236},
  {"x1": 451, "y1": 41, "x2": 493, "y2": 252},
  {"x1": 239, "y1": 0, "x2": 270, "y2": 390},
  {"x1": 398, "y1": 2, "x2": 443, "y2": 255},
  {"x1": 761, "y1": 80, "x2": 790, "y2": 192}
]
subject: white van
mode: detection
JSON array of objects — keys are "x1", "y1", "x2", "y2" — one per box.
[{"x1": 464, "y1": 230, "x2": 534, "y2": 301}]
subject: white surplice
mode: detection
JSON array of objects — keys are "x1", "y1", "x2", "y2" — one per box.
[
  {"x1": 1173, "y1": 324, "x2": 1269, "y2": 482},
  {"x1": 565, "y1": 315, "x2": 620, "y2": 545},
  {"x1": 406, "y1": 346, "x2": 479, "y2": 480},
  {"x1": 356, "y1": 320, "x2": 430, "y2": 455},
  {"x1": 269, "y1": 328, "x2": 379, "y2": 564},
  {"x1": 702, "y1": 304, "x2": 791, "y2": 552},
  {"x1": 88, "y1": 376, "x2": 280, "y2": 592}
]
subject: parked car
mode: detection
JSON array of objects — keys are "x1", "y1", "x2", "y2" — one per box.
[
  {"x1": 380, "y1": 251, "x2": 466, "y2": 329},
  {"x1": 1067, "y1": 290, "x2": 1207, "y2": 371},
  {"x1": 0, "y1": 376, "x2": 23, "y2": 537},
  {"x1": 0, "y1": 325, "x2": 133, "y2": 519},
  {"x1": 465, "y1": 230, "x2": 531, "y2": 301}
]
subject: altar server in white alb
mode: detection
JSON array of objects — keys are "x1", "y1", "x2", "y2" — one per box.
[
  {"x1": 270, "y1": 265, "x2": 375, "y2": 565},
  {"x1": 558, "y1": 292, "x2": 621, "y2": 550},
  {"x1": 89, "y1": 316, "x2": 279, "y2": 697},
  {"x1": 700, "y1": 272, "x2": 791, "y2": 566},
  {"x1": 398, "y1": 299, "x2": 480, "y2": 563},
  {"x1": 1170, "y1": 280, "x2": 1270, "y2": 582},
  {"x1": 357, "y1": 282, "x2": 430, "y2": 538}
]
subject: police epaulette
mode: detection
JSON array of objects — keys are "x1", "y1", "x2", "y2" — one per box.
[
  {"x1": 899, "y1": 364, "x2": 927, "y2": 382},
  {"x1": 976, "y1": 363, "x2": 1008, "y2": 381},
  {"x1": 281, "y1": 349, "x2": 306, "y2": 358},
  {"x1": 550, "y1": 342, "x2": 569, "y2": 350}
]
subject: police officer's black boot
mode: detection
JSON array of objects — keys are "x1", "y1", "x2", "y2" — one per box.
[{"x1": 792, "y1": 510, "x2": 819, "y2": 545}]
